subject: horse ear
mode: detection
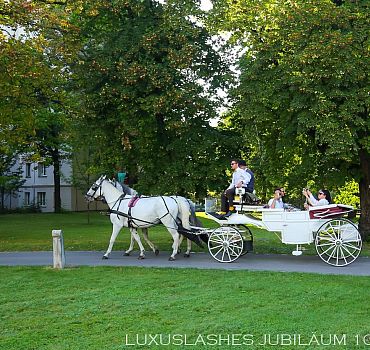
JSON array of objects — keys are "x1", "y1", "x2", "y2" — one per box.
[{"x1": 102, "y1": 175, "x2": 106, "y2": 180}]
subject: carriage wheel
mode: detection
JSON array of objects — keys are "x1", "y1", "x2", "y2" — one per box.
[
  {"x1": 315, "y1": 218, "x2": 362, "y2": 267},
  {"x1": 208, "y1": 227, "x2": 244, "y2": 263},
  {"x1": 235, "y1": 225, "x2": 253, "y2": 256}
]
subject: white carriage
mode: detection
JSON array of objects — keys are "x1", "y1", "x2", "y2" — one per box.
[{"x1": 200, "y1": 195, "x2": 362, "y2": 267}]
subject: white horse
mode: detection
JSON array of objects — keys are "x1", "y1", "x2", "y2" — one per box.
[
  {"x1": 86, "y1": 176, "x2": 196, "y2": 261},
  {"x1": 109, "y1": 180, "x2": 160, "y2": 256},
  {"x1": 125, "y1": 195, "x2": 201, "y2": 258},
  {"x1": 109, "y1": 180, "x2": 204, "y2": 258}
]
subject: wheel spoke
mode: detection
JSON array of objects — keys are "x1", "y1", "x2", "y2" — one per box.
[
  {"x1": 342, "y1": 242, "x2": 361, "y2": 251},
  {"x1": 318, "y1": 230, "x2": 336, "y2": 242},
  {"x1": 335, "y1": 244, "x2": 342, "y2": 265},
  {"x1": 338, "y1": 246, "x2": 347, "y2": 265},
  {"x1": 326, "y1": 245, "x2": 338, "y2": 263},
  {"x1": 341, "y1": 245, "x2": 356, "y2": 260},
  {"x1": 211, "y1": 246, "x2": 224, "y2": 257},
  {"x1": 339, "y1": 222, "x2": 351, "y2": 237},
  {"x1": 318, "y1": 236, "x2": 336, "y2": 243},
  {"x1": 221, "y1": 248, "x2": 226, "y2": 261},
  {"x1": 229, "y1": 239, "x2": 243, "y2": 246},
  {"x1": 316, "y1": 242, "x2": 336, "y2": 248},
  {"x1": 226, "y1": 248, "x2": 232, "y2": 261},
  {"x1": 328, "y1": 222, "x2": 339, "y2": 240},
  {"x1": 209, "y1": 235, "x2": 223, "y2": 244},
  {"x1": 209, "y1": 243, "x2": 224, "y2": 250},
  {"x1": 342, "y1": 242, "x2": 361, "y2": 252},
  {"x1": 229, "y1": 245, "x2": 242, "y2": 256},
  {"x1": 212, "y1": 233, "x2": 225, "y2": 242},
  {"x1": 221, "y1": 230, "x2": 229, "y2": 242},
  {"x1": 229, "y1": 242, "x2": 243, "y2": 250},
  {"x1": 320, "y1": 244, "x2": 336, "y2": 256}
]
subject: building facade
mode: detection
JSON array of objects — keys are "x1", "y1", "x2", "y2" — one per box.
[{"x1": 3, "y1": 156, "x2": 105, "y2": 212}]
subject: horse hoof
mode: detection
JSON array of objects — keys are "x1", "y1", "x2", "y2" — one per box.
[
  {"x1": 124, "y1": 252, "x2": 130, "y2": 256},
  {"x1": 184, "y1": 253, "x2": 190, "y2": 258},
  {"x1": 138, "y1": 255, "x2": 145, "y2": 260},
  {"x1": 155, "y1": 249, "x2": 159, "y2": 256},
  {"x1": 102, "y1": 255, "x2": 109, "y2": 260},
  {"x1": 168, "y1": 256, "x2": 176, "y2": 261}
]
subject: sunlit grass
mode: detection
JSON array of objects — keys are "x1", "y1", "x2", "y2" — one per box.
[{"x1": 0, "y1": 212, "x2": 368, "y2": 257}]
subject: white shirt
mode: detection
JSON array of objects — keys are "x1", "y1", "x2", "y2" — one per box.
[
  {"x1": 227, "y1": 168, "x2": 251, "y2": 190},
  {"x1": 268, "y1": 198, "x2": 284, "y2": 209}
]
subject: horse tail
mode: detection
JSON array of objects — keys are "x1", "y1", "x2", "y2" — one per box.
[
  {"x1": 175, "y1": 197, "x2": 208, "y2": 246},
  {"x1": 176, "y1": 197, "x2": 191, "y2": 230},
  {"x1": 187, "y1": 199, "x2": 203, "y2": 228},
  {"x1": 185, "y1": 199, "x2": 209, "y2": 244}
]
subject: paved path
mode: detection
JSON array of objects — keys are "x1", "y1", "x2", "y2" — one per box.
[{"x1": 0, "y1": 251, "x2": 369, "y2": 276}]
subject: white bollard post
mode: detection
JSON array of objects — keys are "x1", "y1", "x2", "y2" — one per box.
[{"x1": 52, "y1": 230, "x2": 65, "y2": 269}]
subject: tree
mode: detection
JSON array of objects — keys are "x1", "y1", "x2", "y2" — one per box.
[
  {"x1": 70, "y1": 0, "x2": 236, "y2": 197},
  {"x1": 0, "y1": 0, "x2": 78, "y2": 212},
  {"x1": 0, "y1": 149, "x2": 25, "y2": 211},
  {"x1": 211, "y1": 0, "x2": 370, "y2": 239}
]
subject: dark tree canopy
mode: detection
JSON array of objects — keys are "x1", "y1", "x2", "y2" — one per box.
[{"x1": 72, "y1": 0, "x2": 236, "y2": 197}]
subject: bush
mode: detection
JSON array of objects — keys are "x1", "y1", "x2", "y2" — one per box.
[
  {"x1": 334, "y1": 180, "x2": 360, "y2": 208},
  {"x1": 0, "y1": 204, "x2": 41, "y2": 214}
]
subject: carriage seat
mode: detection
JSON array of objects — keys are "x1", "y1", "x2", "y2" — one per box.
[
  {"x1": 308, "y1": 204, "x2": 354, "y2": 219},
  {"x1": 233, "y1": 187, "x2": 261, "y2": 206}
]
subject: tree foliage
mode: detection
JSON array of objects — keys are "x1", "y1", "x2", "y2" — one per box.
[
  {"x1": 210, "y1": 0, "x2": 370, "y2": 237},
  {"x1": 334, "y1": 180, "x2": 360, "y2": 209},
  {"x1": 0, "y1": 149, "x2": 24, "y2": 211},
  {"x1": 0, "y1": 0, "x2": 79, "y2": 212},
  {"x1": 70, "y1": 0, "x2": 236, "y2": 197}
]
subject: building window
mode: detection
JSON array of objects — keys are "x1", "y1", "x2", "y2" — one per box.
[
  {"x1": 24, "y1": 192, "x2": 31, "y2": 206},
  {"x1": 25, "y1": 163, "x2": 31, "y2": 178},
  {"x1": 37, "y1": 192, "x2": 46, "y2": 206},
  {"x1": 38, "y1": 163, "x2": 47, "y2": 177}
]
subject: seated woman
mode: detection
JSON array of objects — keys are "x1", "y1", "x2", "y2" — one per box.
[{"x1": 303, "y1": 188, "x2": 331, "y2": 209}]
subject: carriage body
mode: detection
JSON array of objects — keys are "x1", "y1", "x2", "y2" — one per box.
[{"x1": 203, "y1": 199, "x2": 362, "y2": 266}]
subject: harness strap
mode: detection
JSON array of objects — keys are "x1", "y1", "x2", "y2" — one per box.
[
  {"x1": 108, "y1": 209, "x2": 161, "y2": 227},
  {"x1": 157, "y1": 196, "x2": 171, "y2": 220},
  {"x1": 107, "y1": 196, "x2": 176, "y2": 230}
]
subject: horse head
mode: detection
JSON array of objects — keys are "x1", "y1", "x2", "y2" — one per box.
[{"x1": 85, "y1": 175, "x2": 106, "y2": 202}]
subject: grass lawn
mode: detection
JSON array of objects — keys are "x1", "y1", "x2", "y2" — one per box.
[
  {"x1": 1, "y1": 266, "x2": 369, "y2": 350},
  {"x1": 0, "y1": 212, "x2": 369, "y2": 257}
]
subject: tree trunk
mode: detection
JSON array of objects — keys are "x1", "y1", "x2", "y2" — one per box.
[
  {"x1": 0, "y1": 188, "x2": 4, "y2": 210},
  {"x1": 359, "y1": 149, "x2": 370, "y2": 241},
  {"x1": 52, "y1": 149, "x2": 62, "y2": 213}
]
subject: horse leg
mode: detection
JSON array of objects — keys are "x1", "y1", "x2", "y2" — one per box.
[
  {"x1": 184, "y1": 239, "x2": 192, "y2": 258},
  {"x1": 103, "y1": 223, "x2": 122, "y2": 259},
  {"x1": 168, "y1": 229, "x2": 180, "y2": 261},
  {"x1": 142, "y1": 228, "x2": 159, "y2": 256},
  {"x1": 124, "y1": 232, "x2": 135, "y2": 256},
  {"x1": 130, "y1": 228, "x2": 146, "y2": 259},
  {"x1": 177, "y1": 234, "x2": 183, "y2": 254}
]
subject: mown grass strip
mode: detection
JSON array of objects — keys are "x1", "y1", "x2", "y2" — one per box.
[{"x1": 0, "y1": 266, "x2": 369, "y2": 350}]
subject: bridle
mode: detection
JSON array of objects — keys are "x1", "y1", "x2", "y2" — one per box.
[{"x1": 86, "y1": 177, "x2": 105, "y2": 201}]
